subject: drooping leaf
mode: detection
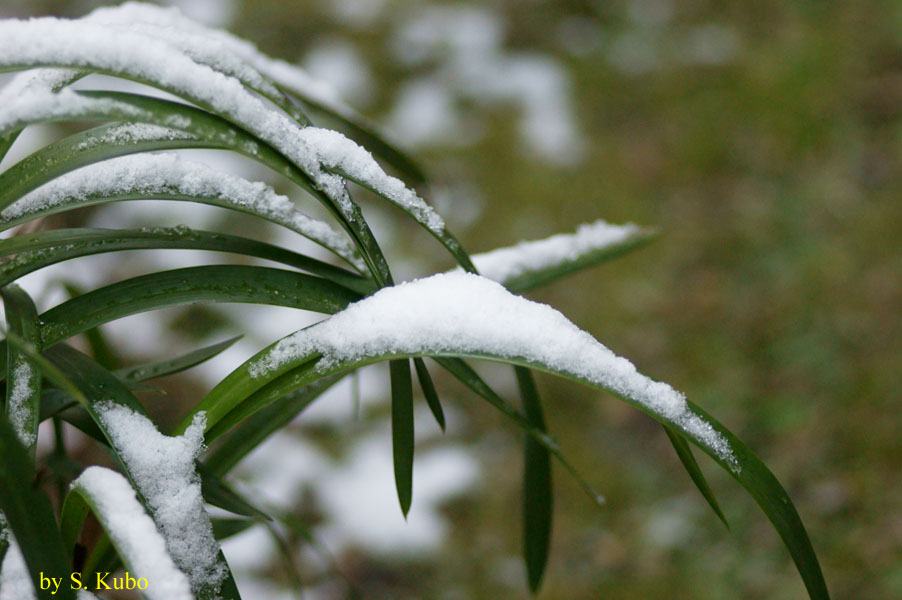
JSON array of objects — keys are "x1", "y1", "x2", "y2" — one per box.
[
  {"x1": 0, "y1": 228, "x2": 372, "y2": 293},
  {"x1": 36, "y1": 265, "x2": 360, "y2": 349},
  {"x1": 663, "y1": 425, "x2": 729, "y2": 529},
  {"x1": 414, "y1": 357, "x2": 445, "y2": 431},
  {"x1": 390, "y1": 359, "x2": 415, "y2": 517},
  {"x1": 177, "y1": 311, "x2": 828, "y2": 600},
  {"x1": 515, "y1": 367, "x2": 553, "y2": 593},
  {"x1": 480, "y1": 225, "x2": 658, "y2": 294}
]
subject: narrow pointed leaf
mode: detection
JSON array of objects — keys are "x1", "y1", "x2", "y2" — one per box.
[
  {"x1": 175, "y1": 277, "x2": 828, "y2": 600},
  {"x1": 414, "y1": 357, "x2": 445, "y2": 431},
  {"x1": 115, "y1": 336, "x2": 243, "y2": 382},
  {"x1": 663, "y1": 425, "x2": 729, "y2": 529},
  {"x1": 515, "y1": 367, "x2": 553, "y2": 593},
  {"x1": 0, "y1": 85, "x2": 394, "y2": 283},
  {"x1": 390, "y1": 359, "x2": 415, "y2": 517},
  {"x1": 473, "y1": 223, "x2": 658, "y2": 294}
]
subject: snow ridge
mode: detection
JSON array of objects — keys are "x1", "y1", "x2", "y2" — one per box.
[
  {"x1": 247, "y1": 272, "x2": 736, "y2": 466},
  {"x1": 4, "y1": 152, "x2": 361, "y2": 266}
]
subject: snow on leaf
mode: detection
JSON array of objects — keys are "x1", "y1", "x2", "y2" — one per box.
[
  {"x1": 0, "y1": 11, "x2": 441, "y2": 237},
  {"x1": 4, "y1": 152, "x2": 361, "y2": 266},
  {"x1": 469, "y1": 219, "x2": 644, "y2": 285},
  {"x1": 247, "y1": 272, "x2": 736, "y2": 465},
  {"x1": 71, "y1": 467, "x2": 194, "y2": 600},
  {"x1": 95, "y1": 404, "x2": 224, "y2": 595},
  {"x1": 7, "y1": 359, "x2": 37, "y2": 448}
]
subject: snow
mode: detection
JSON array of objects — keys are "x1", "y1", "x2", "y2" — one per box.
[
  {"x1": 0, "y1": 517, "x2": 34, "y2": 600},
  {"x1": 7, "y1": 358, "x2": 37, "y2": 448},
  {"x1": 247, "y1": 272, "x2": 735, "y2": 464},
  {"x1": 0, "y1": 86, "x2": 131, "y2": 134},
  {"x1": 96, "y1": 404, "x2": 225, "y2": 594},
  {"x1": 296, "y1": 128, "x2": 445, "y2": 234},
  {"x1": 4, "y1": 152, "x2": 362, "y2": 266},
  {"x1": 71, "y1": 467, "x2": 194, "y2": 600},
  {"x1": 71, "y1": 122, "x2": 196, "y2": 152},
  {"x1": 302, "y1": 39, "x2": 374, "y2": 107},
  {"x1": 81, "y1": 2, "x2": 344, "y2": 116},
  {"x1": 85, "y1": 5, "x2": 284, "y2": 104},
  {"x1": 0, "y1": 12, "x2": 437, "y2": 232},
  {"x1": 469, "y1": 219, "x2": 644, "y2": 286}
]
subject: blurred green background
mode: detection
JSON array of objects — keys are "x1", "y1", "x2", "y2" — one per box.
[{"x1": 3, "y1": 0, "x2": 900, "y2": 598}]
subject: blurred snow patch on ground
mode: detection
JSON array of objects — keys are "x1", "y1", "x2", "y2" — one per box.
[
  {"x1": 389, "y1": 4, "x2": 586, "y2": 166},
  {"x1": 302, "y1": 39, "x2": 374, "y2": 108}
]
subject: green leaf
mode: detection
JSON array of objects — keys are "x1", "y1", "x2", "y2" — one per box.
[
  {"x1": 414, "y1": 357, "x2": 445, "y2": 431},
  {"x1": 514, "y1": 367, "x2": 553, "y2": 593},
  {"x1": 0, "y1": 228, "x2": 372, "y2": 294},
  {"x1": 390, "y1": 359, "x2": 415, "y2": 517},
  {"x1": 38, "y1": 345, "x2": 242, "y2": 600},
  {"x1": 211, "y1": 518, "x2": 257, "y2": 541},
  {"x1": 36, "y1": 265, "x2": 360, "y2": 349},
  {"x1": 115, "y1": 336, "x2": 243, "y2": 382},
  {"x1": 663, "y1": 425, "x2": 729, "y2": 529},
  {"x1": 2, "y1": 284, "x2": 42, "y2": 457},
  {"x1": 204, "y1": 376, "x2": 343, "y2": 477},
  {"x1": 197, "y1": 462, "x2": 272, "y2": 521},
  {"x1": 0, "y1": 414, "x2": 74, "y2": 600},
  {"x1": 0, "y1": 88, "x2": 394, "y2": 284},
  {"x1": 62, "y1": 282, "x2": 120, "y2": 370},
  {"x1": 181, "y1": 326, "x2": 828, "y2": 599},
  {"x1": 494, "y1": 227, "x2": 659, "y2": 295}
]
